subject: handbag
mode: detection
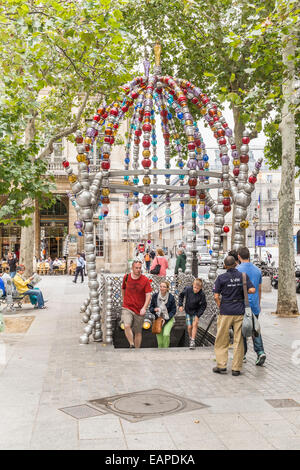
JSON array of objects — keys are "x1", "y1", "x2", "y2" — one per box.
[
  {"x1": 152, "y1": 317, "x2": 164, "y2": 334},
  {"x1": 241, "y1": 272, "x2": 261, "y2": 338},
  {"x1": 150, "y1": 257, "x2": 161, "y2": 275}
]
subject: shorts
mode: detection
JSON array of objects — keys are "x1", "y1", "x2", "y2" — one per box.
[
  {"x1": 121, "y1": 308, "x2": 144, "y2": 334},
  {"x1": 186, "y1": 314, "x2": 199, "y2": 327}
]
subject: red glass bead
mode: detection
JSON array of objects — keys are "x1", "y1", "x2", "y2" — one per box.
[
  {"x1": 208, "y1": 108, "x2": 216, "y2": 116},
  {"x1": 131, "y1": 91, "x2": 139, "y2": 99},
  {"x1": 101, "y1": 161, "x2": 110, "y2": 170},
  {"x1": 217, "y1": 129, "x2": 225, "y2": 137},
  {"x1": 199, "y1": 193, "x2": 206, "y2": 200},
  {"x1": 222, "y1": 122, "x2": 228, "y2": 128},
  {"x1": 121, "y1": 106, "x2": 129, "y2": 113},
  {"x1": 188, "y1": 178, "x2": 197, "y2": 187},
  {"x1": 143, "y1": 141, "x2": 150, "y2": 148},
  {"x1": 240, "y1": 155, "x2": 249, "y2": 164},
  {"x1": 192, "y1": 97, "x2": 199, "y2": 104},
  {"x1": 223, "y1": 226, "x2": 230, "y2": 233},
  {"x1": 249, "y1": 175, "x2": 257, "y2": 184},
  {"x1": 218, "y1": 137, "x2": 227, "y2": 146},
  {"x1": 189, "y1": 189, "x2": 197, "y2": 197},
  {"x1": 75, "y1": 136, "x2": 83, "y2": 144},
  {"x1": 231, "y1": 144, "x2": 237, "y2": 150},
  {"x1": 242, "y1": 136, "x2": 250, "y2": 144},
  {"x1": 142, "y1": 123, "x2": 152, "y2": 132},
  {"x1": 102, "y1": 112, "x2": 108, "y2": 119},
  {"x1": 134, "y1": 138, "x2": 140, "y2": 145},
  {"x1": 233, "y1": 168, "x2": 240, "y2": 177},
  {"x1": 142, "y1": 194, "x2": 152, "y2": 205},
  {"x1": 142, "y1": 159, "x2": 151, "y2": 168},
  {"x1": 62, "y1": 161, "x2": 69, "y2": 168},
  {"x1": 223, "y1": 198, "x2": 231, "y2": 206},
  {"x1": 188, "y1": 143, "x2": 196, "y2": 151},
  {"x1": 224, "y1": 206, "x2": 231, "y2": 213},
  {"x1": 110, "y1": 108, "x2": 118, "y2": 116},
  {"x1": 135, "y1": 129, "x2": 142, "y2": 136},
  {"x1": 93, "y1": 114, "x2": 100, "y2": 122}
]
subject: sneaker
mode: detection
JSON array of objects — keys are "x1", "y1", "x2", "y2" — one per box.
[
  {"x1": 232, "y1": 370, "x2": 241, "y2": 376},
  {"x1": 256, "y1": 352, "x2": 266, "y2": 366},
  {"x1": 213, "y1": 367, "x2": 227, "y2": 374},
  {"x1": 129, "y1": 344, "x2": 135, "y2": 349},
  {"x1": 189, "y1": 339, "x2": 196, "y2": 350}
]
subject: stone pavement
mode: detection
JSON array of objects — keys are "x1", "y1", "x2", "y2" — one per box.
[{"x1": 1, "y1": 275, "x2": 300, "y2": 450}]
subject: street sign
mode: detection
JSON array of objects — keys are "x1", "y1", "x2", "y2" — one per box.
[{"x1": 255, "y1": 230, "x2": 266, "y2": 247}]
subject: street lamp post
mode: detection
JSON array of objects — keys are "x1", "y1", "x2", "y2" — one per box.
[{"x1": 252, "y1": 213, "x2": 259, "y2": 258}]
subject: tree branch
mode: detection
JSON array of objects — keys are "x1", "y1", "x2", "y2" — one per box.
[{"x1": 37, "y1": 91, "x2": 90, "y2": 160}]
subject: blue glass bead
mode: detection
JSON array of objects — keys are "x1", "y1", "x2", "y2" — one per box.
[
  {"x1": 72, "y1": 201, "x2": 76, "y2": 207},
  {"x1": 130, "y1": 124, "x2": 135, "y2": 129},
  {"x1": 127, "y1": 144, "x2": 131, "y2": 149},
  {"x1": 179, "y1": 175, "x2": 185, "y2": 180},
  {"x1": 180, "y1": 202, "x2": 184, "y2": 208},
  {"x1": 177, "y1": 113, "x2": 184, "y2": 120},
  {"x1": 152, "y1": 140, "x2": 157, "y2": 146},
  {"x1": 165, "y1": 216, "x2": 172, "y2": 224},
  {"x1": 204, "y1": 213, "x2": 210, "y2": 219},
  {"x1": 124, "y1": 209, "x2": 129, "y2": 216},
  {"x1": 78, "y1": 231, "x2": 83, "y2": 236},
  {"x1": 152, "y1": 156, "x2": 158, "y2": 162},
  {"x1": 165, "y1": 208, "x2": 172, "y2": 216},
  {"x1": 125, "y1": 158, "x2": 130, "y2": 164},
  {"x1": 192, "y1": 211, "x2": 197, "y2": 218},
  {"x1": 133, "y1": 191, "x2": 139, "y2": 196},
  {"x1": 167, "y1": 112, "x2": 172, "y2": 120},
  {"x1": 178, "y1": 161, "x2": 184, "y2": 168},
  {"x1": 203, "y1": 154, "x2": 209, "y2": 161},
  {"x1": 133, "y1": 178, "x2": 139, "y2": 184},
  {"x1": 153, "y1": 194, "x2": 158, "y2": 199},
  {"x1": 124, "y1": 175, "x2": 129, "y2": 181},
  {"x1": 152, "y1": 215, "x2": 158, "y2": 222},
  {"x1": 98, "y1": 215, "x2": 103, "y2": 220},
  {"x1": 165, "y1": 174, "x2": 171, "y2": 178},
  {"x1": 151, "y1": 109, "x2": 155, "y2": 115}
]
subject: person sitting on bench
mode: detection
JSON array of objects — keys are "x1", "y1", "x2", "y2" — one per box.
[{"x1": 14, "y1": 266, "x2": 47, "y2": 309}]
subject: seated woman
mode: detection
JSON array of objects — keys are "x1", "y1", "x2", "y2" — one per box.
[
  {"x1": 13, "y1": 266, "x2": 47, "y2": 309},
  {"x1": 149, "y1": 281, "x2": 177, "y2": 348}
]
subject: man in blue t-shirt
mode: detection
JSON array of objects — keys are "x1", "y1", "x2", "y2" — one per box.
[{"x1": 237, "y1": 247, "x2": 266, "y2": 366}]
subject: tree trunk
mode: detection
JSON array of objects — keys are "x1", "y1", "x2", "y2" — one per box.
[
  {"x1": 276, "y1": 33, "x2": 299, "y2": 317},
  {"x1": 20, "y1": 116, "x2": 36, "y2": 276}
]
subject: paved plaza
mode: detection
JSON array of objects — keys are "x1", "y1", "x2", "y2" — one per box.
[{"x1": 1, "y1": 274, "x2": 300, "y2": 450}]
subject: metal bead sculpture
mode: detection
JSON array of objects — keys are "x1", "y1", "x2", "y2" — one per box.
[{"x1": 61, "y1": 42, "x2": 262, "y2": 344}]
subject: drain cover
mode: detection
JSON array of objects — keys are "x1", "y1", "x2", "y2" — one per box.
[
  {"x1": 59, "y1": 404, "x2": 107, "y2": 420},
  {"x1": 266, "y1": 399, "x2": 300, "y2": 409},
  {"x1": 88, "y1": 388, "x2": 208, "y2": 422}
]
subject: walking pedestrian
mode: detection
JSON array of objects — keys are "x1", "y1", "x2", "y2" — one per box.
[
  {"x1": 149, "y1": 281, "x2": 177, "y2": 348},
  {"x1": 179, "y1": 278, "x2": 207, "y2": 349},
  {"x1": 121, "y1": 260, "x2": 152, "y2": 348},
  {"x1": 7, "y1": 252, "x2": 17, "y2": 278},
  {"x1": 237, "y1": 247, "x2": 266, "y2": 366},
  {"x1": 213, "y1": 255, "x2": 255, "y2": 376},
  {"x1": 144, "y1": 250, "x2": 151, "y2": 273},
  {"x1": 73, "y1": 253, "x2": 85, "y2": 283},
  {"x1": 174, "y1": 248, "x2": 186, "y2": 274},
  {"x1": 150, "y1": 249, "x2": 168, "y2": 277}
]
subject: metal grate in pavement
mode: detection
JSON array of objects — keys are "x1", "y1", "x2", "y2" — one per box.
[
  {"x1": 266, "y1": 399, "x2": 300, "y2": 409},
  {"x1": 87, "y1": 388, "x2": 209, "y2": 423},
  {"x1": 59, "y1": 404, "x2": 107, "y2": 420}
]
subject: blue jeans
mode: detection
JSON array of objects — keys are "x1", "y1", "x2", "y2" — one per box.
[
  {"x1": 10, "y1": 272, "x2": 16, "y2": 278},
  {"x1": 243, "y1": 314, "x2": 264, "y2": 356},
  {"x1": 24, "y1": 289, "x2": 44, "y2": 308}
]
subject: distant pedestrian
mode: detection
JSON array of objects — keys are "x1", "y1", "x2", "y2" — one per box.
[
  {"x1": 7, "y1": 252, "x2": 17, "y2": 278},
  {"x1": 179, "y1": 278, "x2": 207, "y2": 350},
  {"x1": 150, "y1": 249, "x2": 168, "y2": 277},
  {"x1": 149, "y1": 281, "x2": 177, "y2": 348},
  {"x1": 121, "y1": 260, "x2": 152, "y2": 348},
  {"x1": 149, "y1": 249, "x2": 156, "y2": 260},
  {"x1": 237, "y1": 247, "x2": 266, "y2": 366},
  {"x1": 174, "y1": 249, "x2": 186, "y2": 275},
  {"x1": 73, "y1": 253, "x2": 85, "y2": 283},
  {"x1": 144, "y1": 251, "x2": 151, "y2": 273},
  {"x1": 213, "y1": 255, "x2": 255, "y2": 376},
  {"x1": 81, "y1": 252, "x2": 87, "y2": 276}
]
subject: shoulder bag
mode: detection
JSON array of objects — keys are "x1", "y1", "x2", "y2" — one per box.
[
  {"x1": 242, "y1": 272, "x2": 261, "y2": 338},
  {"x1": 152, "y1": 317, "x2": 164, "y2": 334},
  {"x1": 150, "y1": 257, "x2": 161, "y2": 275}
]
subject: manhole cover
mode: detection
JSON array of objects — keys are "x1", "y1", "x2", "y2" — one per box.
[
  {"x1": 88, "y1": 388, "x2": 208, "y2": 422},
  {"x1": 266, "y1": 399, "x2": 300, "y2": 409},
  {"x1": 59, "y1": 404, "x2": 107, "y2": 420}
]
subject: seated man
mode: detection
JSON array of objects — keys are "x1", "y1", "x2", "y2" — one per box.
[{"x1": 14, "y1": 266, "x2": 47, "y2": 309}]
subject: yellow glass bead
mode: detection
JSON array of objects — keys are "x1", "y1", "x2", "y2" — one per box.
[
  {"x1": 143, "y1": 150, "x2": 151, "y2": 157},
  {"x1": 189, "y1": 198, "x2": 197, "y2": 205},
  {"x1": 185, "y1": 120, "x2": 193, "y2": 126},
  {"x1": 134, "y1": 211, "x2": 140, "y2": 219},
  {"x1": 107, "y1": 122, "x2": 113, "y2": 128},
  {"x1": 223, "y1": 190, "x2": 231, "y2": 197},
  {"x1": 217, "y1": 111, "x2": 222, "y2": 117},
  {"x1": 204, "y1": 162, "x2": 210, "y2": 169},
  {"x1": 85, "y1": 137, "x2": 92, "y2": 145},
  {"x1": 143, "y1": 176, "x2": 151, "y2": 185},
  {"x1": 76, "y1": 154, "x2": 85, "y2": 163},
  {"x1": 200, "y1": 108, "x2": 207, "y2": 115},
  {"x1": 199, "y1": 200, "x2": 205, "y2": 205},
  {"x1": 123, "y1": 181, "x2": 129, "y2": 186},
  {"x1": 173, "y1": 134, "x2": 179, "y2": 140},
  {"x1": 102, "y1": 188, "x2": 110, "y2": 196},
  {"x1": 233, "y1": 159, "x2": 240, "y2": 166},
  {"x1": 68, "y1": 175, "x2": 77, "y2": 183}
]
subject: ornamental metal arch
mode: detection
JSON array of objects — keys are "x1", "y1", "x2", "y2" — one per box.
[{"x1": 61, "y1": 43, "x2": 262, "y2": 345}]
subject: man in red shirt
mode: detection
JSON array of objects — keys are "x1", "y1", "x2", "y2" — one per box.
[{"x1": 121, "y1": 260, "x2": 152, "y2": 348}]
